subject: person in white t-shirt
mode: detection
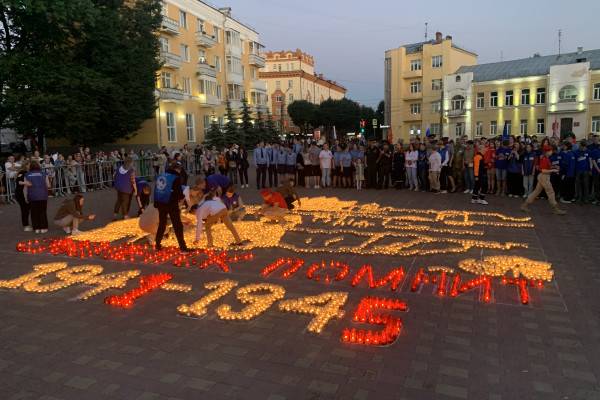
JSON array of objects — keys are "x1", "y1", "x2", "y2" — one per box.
[
  {"x1": 428, "y1": 145, "x2": 442, "y2": 193},
  {"x1": 319, "y1": 143, "x2": 333, "y2": 188},
  {"x1": 194, "y1": 192, "x2": 245, "y2": 248}
]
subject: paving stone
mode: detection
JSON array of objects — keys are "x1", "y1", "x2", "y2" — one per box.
[
  {"x1": 439, "y1": 365, "x2": 469, "y2": 379},
  {"x1": 308, "y1": 380, "x2": 339, "y2": 395},
  {"x1": 160, "y1": 373, "x2": 181, "y2": 384},
  {"x1": 205, "y1": 361, "x2": 232, "y2": 373},
  {"x1": 532, "y1": 381, "x2": 553, "y2": 393},
  {"x1": 186, "y1": 378, "x2": 216, "y2": 391},
  {"x1": 435, "y1": 383, "x2": 468, "y2": 399},
  {"x1": 64, "y1": 376, "x2": 96, "y2": 390}
]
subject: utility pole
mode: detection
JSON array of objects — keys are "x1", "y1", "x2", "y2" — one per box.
[
  {"x1": 558, "y1": 29, "x2": 562, "y2": 56},
  {"x1": 424, "y1": 22, "x2": 428, "y2": 40}
]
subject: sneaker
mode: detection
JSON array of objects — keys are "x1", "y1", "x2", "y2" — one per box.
[
  {"x1": 463, "y1": 189, "x2": 470, "y2": 194},
  {"x1": 440, "y1": 190, "x2": 448, "y2": 194},
  {"x1": 63, "y1": 227, "x2": 71, "y2": 234},
  {"x1": 314, "y1": 185, "x2": 320, "y2": 189},
  {"x1": 479, "y1": 199, "x2": 489, "y2": 205},
  {"x1": 560, "y1": 199, "x2": 571, "y2": 204},
  {"x1": 39, "y1": 229, "x2": 48, "y2": 233},
  {"x1": 468, "y1": 190, "x2": 473, "y2": 194},
  {"x1": 471, "y1": 199, "x2": 479, "y2": 204},
  {"x1": 71, "y1": 229, "x2": 83, "y2": 235},
  {"x1": 522, "y1": 194, "x2": 528, "y2": 199},
  {"x1": 24, "y1": 226, "x2": 33, "y2": 232},
  {"x1": 34, "y1": 229, "x2": 41, "y2": 234},
  {"x1": 508, "y1": 194, "x2": 513, "y2": 198}
]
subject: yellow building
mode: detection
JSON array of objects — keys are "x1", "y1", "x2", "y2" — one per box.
[
  {"x1": 445, "y1": 47, "x2": 600, "y2": 140},
  {"x1": 258, "y1": 49, "x2": 346, "y2": 131},
  {"x1": 384, "y1": 32, "x2": 477, "y2": 142},
  {"x1": 122, "y1": 1, "x2": 267, "y2": 148}
]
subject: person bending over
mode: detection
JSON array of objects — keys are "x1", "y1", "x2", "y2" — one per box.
[
  {"x1": 194, "y1": 191, "x2": 245, "y2": 248},
  {"x1": 54, "y1": 194, "x2": 96, "y2": 235}
]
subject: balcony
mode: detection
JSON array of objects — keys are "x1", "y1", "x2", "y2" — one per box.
[
  {"x1": 228, "y1": 99, "x2": 243, "y2": 109},
  {"x1": 159, "y1": 88, "x2": 185, "y2": 102},
  {"x1": 248, "y1": 53, "x2": 266, "y2": 68},
  {"x1": 403, "y1": 69, "x2": 423, "y2": 78},
  {"x1": 160, "y1": 16, "x2": 179, "y2": 35},
  {"x1": 447, "y1": 108, "x2": 467, "y2": 118},
  {"x1": 160, "y1": 51, "x2": 181, "y2": 69},
  {"x1": 404, "y1": 113, "x2": 422, "y2": 122},
  {"x1": 250, "y1": 80, "x2": 267, "y2": 92},
  {"x1": 226, "y1": 45, "x2": 242, "y2": 57},
  {"x1": 197, "y1": 62, "x2": 217, "y2": 78},
  {"x1": 197, "y1": 94, "x2": 220, "y2": 107},
  {"x1": 226, "y1": 71, "x2": 244, "y2": 85},
  {"x1": 195, "y1": 31, "x2": 217, "y2": 48}
]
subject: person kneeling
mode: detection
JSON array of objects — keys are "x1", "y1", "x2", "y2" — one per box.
[
  {"x1": 54, "y1": 194, "x2": 96, "y2": 235},
  {"x1": 194, "y1": 191, "x2": 245, "y2": 247},
  {"x1": 259, "y1": 189, "x2": 288, "y2": 223},
  {"x1": 222, "y1": 184, "x2": 246, "y2": 221},
  {"x1": 276, "y1": 178, "x2": 302, "y2": 210}
]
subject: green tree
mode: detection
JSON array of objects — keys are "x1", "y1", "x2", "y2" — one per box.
[
  {"x1": 238, "y1": 98, "x2": 254, "y2": 146},
  {"x1": 223, "y1": 100, "x2": 239, "y2": 146},
  {"x1": 0, "y1": 0, "x2": 161, "y2": 146},
  {"x1": 251, "y1": 109, "x2": 268, "y2": 145},
  {"x1": 264, "y1": 109, "x2": 279, "y2": 142},
  {"x1": 204, "y1": 117, "x2": 225, "y2": 149},
  {"x1": 317, "y1": 98, "x2": 361, "y2": 139},
  {"x1": 287, "y1": 100, "x2": 317, "y2": 135}
]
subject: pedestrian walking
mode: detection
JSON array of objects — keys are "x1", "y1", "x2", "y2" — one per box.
[{"x1": 521, "y1": 146, "x2": 566, "y2": 215}]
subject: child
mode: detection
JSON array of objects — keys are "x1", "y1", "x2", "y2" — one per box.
[
  {"x1": 276, "y1": 178, "x2": 301, "y2": 210},
  {"x1": 521, "y1": 145, "x2": 566, "y2": 215},
  {"x1": 354, "y1": 158, "x2": 365, "y2": 190},
  {"x1": 259, "y1": 189, "x2": 288, "y2": 223},
  {"x1": 194, "y1": 189, "x2": 245, "y2": 248},
  {"x1": 135, "y1": 177, "x2": 151, "y2": 216},
  {"x1": 221, "y1": 184, "x2": 246, "y2": 221}
]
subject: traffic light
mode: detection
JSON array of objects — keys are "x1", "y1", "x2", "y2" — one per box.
[
  {"x1": 359, "y1": 119, "x2": 366, "y2": 128},
  {"x1": 360, "y1": 128, "x2": 365, "y2": 134}
]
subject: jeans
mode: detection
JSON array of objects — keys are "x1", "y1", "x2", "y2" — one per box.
[
  {"x1": 321, "y1": 168, "x2": 331, "y2": 187},
  {"x1": 575, "y1": 171, "x2": 591, "y2": 202},
  {"x1": 523, "y1": 175, "x2": 534, "y2": 196},
  {"x1": 256, "y1": 164, "x2": 267, "y2": 189},
  {"x1": 114, "y1": 191, "x2": 132, "y2": 217},
  {"x1": 407, "y1": 168, "x2": 418, "y2": 189},
  {"x1": 54, "y1": 214, "x2": 83, "y2": 230},
  {"x1": 464, "y1": 168, "x2": 474, "y2": 191}
]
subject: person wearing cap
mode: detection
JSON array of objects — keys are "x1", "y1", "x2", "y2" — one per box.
[
  {"x1": 153, "y1": 161, "x2": 189, "y2": 251},
  {"x1": 521, "y1": 145, "x2": 566, "y2": 215},
  {"x1": 193, "y1": 189, "x2": 245, "y2": 248}
]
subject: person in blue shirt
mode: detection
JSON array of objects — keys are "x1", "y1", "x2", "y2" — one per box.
[
  {"x1": 276, "y1": 145, "x2": 288, "y2": 184},
  {"x1": 253, "y1": 141, "x2": 268, "y2": 189},
  {"x1": 332, "y1": 145, "x2": 342, "y2": 188},
  {"x1": 507, "y1": 143, "x2": 524, "y2": 197},
  {"x1": 24, "y1": 161, "x2": 50, "y2": 233},
  {"x1": 559, "y1": 142, "x2": 576, "y2": 203},
  {"x1": 574, "y1": 141, "x2": 592, "y2": 203},
  {"x1": 266, "y1": 143, "x2": 278, "y2": 188},
  {"x1": 338, "y1": 144, "x2": 353, "y2": 188},
  {"x1": 285, "y1": 147, "x2": 297, "y2": 183},
  {"x1": 549, "y1": 147, "x2": 562, "y2": 201},
  {"x1": 591, "y1": 145, "x2": 600, "y2": 205},
  {"x1": 417, "y1": 143, "x2": 429, "y2": 192},
  {"x1": 522, "y1": 144, "x2": 536, "y2": 197},
  {"x1": 135, "y1": 177, "x2": 151, "y2": 216},
  {"x1": 495, "y1": 140, "x2": 511, "y2": 196}
]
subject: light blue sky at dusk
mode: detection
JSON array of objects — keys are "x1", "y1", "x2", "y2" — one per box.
[{"x1": 214, "y1": 0, "x2": 600, "y2": 108}]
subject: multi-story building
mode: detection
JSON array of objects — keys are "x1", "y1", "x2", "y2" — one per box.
[
  {"x1": 443, "y1": 47, "x2": 600, "y2": 140},
  {"x1": 258, "y1": 49, "x2": 346, "y2": 131},
  {"x1": 123, "y1": 1, "x2": 267, "y2": 148},
  {"x1": 384, "y1": 32, "x2": 477, "y2": 142}
]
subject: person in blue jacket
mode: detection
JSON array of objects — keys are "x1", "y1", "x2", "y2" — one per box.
[
  {"x1": 154, "y1": 161, "x2": 188, "y2": 251},
  {"x1": 591, "y1": 145, "x2": 600, "y2": 205},
  {"x1": 24, "y1": 161, "x2": 50, "y2": 233},
  {"x1": 559, "y1": 142, "x2": 576, "y2": 203},
  {"x1": 521, "y1": 144, "x2": 536, "y2": 197},
  {"x1": 113, "y1": 157, "x2": 137, "y2": 220},
  {"x1": 135, "y1": 177, "x2": 151, "y2": 216},
  {"x1": 574, "y1": 141, "x2": 592, "y2": 203},
  {"x1": 507, "y1": 143, "x2": 523, "y2": 197},
  {"x1": 549, "y1": 147, "x2": 562, "y2": 201}
]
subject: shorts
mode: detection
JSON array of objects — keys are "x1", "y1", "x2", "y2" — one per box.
[
  {"x1": 496, "y1": 169, "x2": 507, "y2": 181},
  {"x1": 334, "y1": 166, "x2": 342, "y2": 176},
  {"x1": 342, "y1": 167, "x2": 352, "y2": 178},
  {"x1": 286, "y1": 165, "x2": 296, "y2": 175},
  {"x1": 312, "y1": 166, "x2": 321, "y2": 177},
  {"x1": 277, "y1": 165, "x2": 287, "y2": 174}
]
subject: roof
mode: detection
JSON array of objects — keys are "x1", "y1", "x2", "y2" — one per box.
[
  {"x1": 456, "y1": 49, "x2": 600, "y2": 82},
  {"x1": 400, "y1": 40, "x2": 476, "y2": 56}
]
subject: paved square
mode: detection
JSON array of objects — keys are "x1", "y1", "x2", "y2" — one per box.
[{"x1": 1, "y1": 185, "x2": 600, "y2": 400}]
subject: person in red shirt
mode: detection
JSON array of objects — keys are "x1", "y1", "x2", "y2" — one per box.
[
  {"x1": 521, "y1": 145, "x2": 566, "y2": 215},
  {"x1": 259, "y1": 189, "x2": 288, "y2": 223},
  {"x1": 483, "y1": 142, "x2": 496, "y2": 194}
]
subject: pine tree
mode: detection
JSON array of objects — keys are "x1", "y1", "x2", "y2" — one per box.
[
  {"x1": 265, "y1": 109, "x2": 280, "y2": 143},
  {"x1": 223, "y1": 100, "x2": 240, "y2": 146},
  {"x1": 253, "y1": 109, "x2": 267, "y2": 144},
  {"x1": 238, "y1": 97, "x2": 254, "y2": 147},
  {"x1": 204, "y1": 117, "x2": 225, "y2": 149}
]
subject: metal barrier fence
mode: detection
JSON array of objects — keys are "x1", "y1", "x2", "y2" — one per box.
[{"x1": 0, "y1": 156, "x2": 204, "y2": 204}]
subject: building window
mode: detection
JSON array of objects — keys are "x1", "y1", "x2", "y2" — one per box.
[
  {"x1": 197, "y1": 18, "x2": 204, "y2": 33},
  {"x1": 185, "y1": 113, "x2": 195, "y2": 142},
  {"x1": 476, "y1": 92, "x2": 484, "y2": 109},
  {"x1": 504, "y1": 120, "x2": 512, "y2": 134},
  {"x1": 288, "y1": 80, "x2": 293, "y2": 88},
  {"x1": 431, "y1": 123, "x2": 440, "y2": 136},
  {"x1": 410, "y1": 103, "x2": 421, "y2": 114},
  {"x1": 166, "y1": 112, "x2": 176, "y2": 142},
  {"x1": 410, "y1": 59, "x2": 422, "y2": 71},
  {"x1": 490, "y1": 121, "x2": 497, "y2": 135},
  {"x1": 505, "y1": 90, "x2": 514, "y2": 106},
  {"x1": 180, "y1": 44, "x2": 189, "y2": 62},
  {"x1": 591, "y1": 116, "x2": 600, "y2": 132},
  {"x1": 520, "y1": 119, "x2": 528, "y2": 135},
  {"x1": 289, "y1": 93, "x2": 294, "y2": 102},
  {"x1": 455, "y1": 75, "x2": 461, "y2": 82},
  {"x1": 182, "y1": 77, "x2": 191, "y2": 94},
  {"x1": 536, "y1": 88, "x2": 546, "y2": 104},
  {"x1": 431, "y1": 101, "x2": 441, "y2": 113},
  {"x1": 214, "y1": 56, "x2": 221, "y2": 72},
  {"x1": 213, "y1": 27, "x2": 221, "y2": 42},
  {"x1": 276, "y1": 81, "x2": 281, "y2": 90},
  {"x1": 161, "y1": 72, "x2": 172, "y2": 88},
  {"x1": 199, "y1": 79, "x2": 216, "y2": 96},
  {"x1": 432, "y1": 55, "x2": 443, "y2": 68},
  {"x1": 410, "y1": 81, "x2": 421, "y2": 93},
  {"x1": 455, "y1": 122, "x2": 464, "y2": 136},
  {"x1": 451, "y1": 95, "x2": 465, "y2": 110},
  {"x1": 558, "y1": 85, "x2": 578, "y2": 102},
  {"x1": 275, "y1": 95, "x2": 282, "y2": 102},
  {"x1": 521, "y1": 89, "x2": 530, "y2": 105},
  {"x1": 159, "y1": 37, "x2": 169, "y2": 53},
  {"x1": 594, "y1": 83, "x2": 600, "y2": 100},
  {"x1": 226, "y1": 56, "x2": 242, "y2": 75},
  {"x1": 537, "y1": 118, "x2": 545, "y2": 134},
  {"x1": 198, "y1": 49, "x2": 207, "y2": 63},
  {"x1": 179, "y1": 10, "x2": 187, "y2": 29},
  {"x1": 216, "y1": 85, "x2": 222, "y2": 99},
  {"x1": 490, "y1": 91, "x2": 498, "y2": 107},
  {"x1": 431, "y1": 79, "x2": 442, "y2": 90},
  {"x1": 227, "y1": 84, "x2": 242, "y2": 101},
  {"x1": 475, "y1": 122, "x2": 483, "y2": 136},
  {"x1": 203, "y1": 115, "x2": 211, "y2": 135}
]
